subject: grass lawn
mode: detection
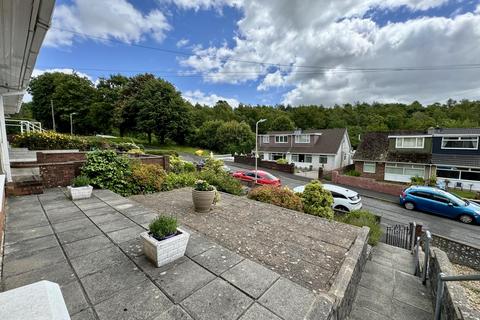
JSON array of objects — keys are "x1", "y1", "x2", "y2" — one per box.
[{"x1": 449, "y1": 189, "x2": 478, "y2": 199}]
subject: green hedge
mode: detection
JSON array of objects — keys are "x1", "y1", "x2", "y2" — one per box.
[{"x1": 336, "y1": 210, "x2": 382, "y2": 246}]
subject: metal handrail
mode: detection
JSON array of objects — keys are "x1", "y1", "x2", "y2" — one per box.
[
  {"x1": 413, "y1": 230, "x2": 432, "y2": 284},
  {"x1": 434, "y1": 273, "x2": 480, "y2": 320},
  {"x1": 5, "y1": 119, "x2": 44, "y2": 133}
]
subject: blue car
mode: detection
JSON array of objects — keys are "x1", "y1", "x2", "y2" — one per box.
[{"x1": 399, "y1": 186, "x2": 480, "y2": 224}]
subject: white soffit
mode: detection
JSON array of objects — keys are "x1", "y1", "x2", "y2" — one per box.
[{"x1": 0, "y1": 0, "x2": 54, "y2": 114}]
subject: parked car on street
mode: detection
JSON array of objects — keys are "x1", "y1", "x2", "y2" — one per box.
[
  {"x1": 399, "y1": 186, "x2": 480, "y2": 224},
  {"x1": 232, "y1": 170, "x2": 281, "y2": 186},
  {"x1": 293, "y1": 184, "x2": 362, "y2": 212}
]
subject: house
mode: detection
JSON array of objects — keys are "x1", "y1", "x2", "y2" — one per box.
[
  {"x1": 353, "y1": 131, "x2": 434, "y2": 183},
  {"x1": 429, "y1": 127, "x2": 480, "y2": 191},
  {"x1": 257, "y1": 128, "x2": 353, "y2": 171}
]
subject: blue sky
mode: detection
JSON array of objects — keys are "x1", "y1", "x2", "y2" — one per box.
[{"x1": 35, "y1": 0, "x2": 480, "y2": 107}]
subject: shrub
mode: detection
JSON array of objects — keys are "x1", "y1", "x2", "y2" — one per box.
[
  {"x1": 127, "y1": 148, "x2": 144, "y2": 155},
  {"x1": 336, "y1": 210, "x2": 382, "y2": 246},
  {"x1": 345, "y1": 170, "x2": 361, "y2": 177},
  {"x1": 71, "y1": 175, "x2": 90, "y2": 187},
  {"x1": 116, "y1": 142, "x2": 141, "y2": 152},
  {"x1": 276, "y1": 158, "x2": 288, "y2": 164},
  {"x1": 149, "y1": 215, "x2": 178, "y2": 240},
  {"x1": 427, "y1": 175, "x2": 437, "y2": 187},
  {"x1": 300, "y1": 180, "x2": 334, "y2": 219},
  {"x1": 81, "y1": 150, "x2": 135, "y2": 196},
  {"x1": 410, "y1": 175, "x2": 425, "y2": 186},
  {"x1": 198, "y1": 169, "x2": 243, "y2": 195},
  {"x1": 11, "y1": 131, "x2": 91, "y2": 150},
  {"x1": 248, "y1": 185, "x2": 303, "y2": 211},
  {"x1": 161, "y1": 172, "x2": 197, "y2": 191},
  {"x1": 146, "y1": 149, "x2": 179, "y2": 157},
  {"x1": 202, "y1": 157, "x2": 224, "y2": 173},
  {"x1": 194, "y1": 180, "x2": 214, "y2": 191},
  {"x1": 170, "y1": 156, "x2": 196, "y2": 174},
  {"x1": 131, "y1": 162, "x2": 166, "y2": 194}
]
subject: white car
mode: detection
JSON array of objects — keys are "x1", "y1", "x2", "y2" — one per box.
[{"x1": 293, "y1": 183, "x2": 362, "y2": 212}]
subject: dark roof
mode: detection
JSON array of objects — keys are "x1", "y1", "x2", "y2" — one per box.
[
  {"x1": 353, "y1": 132, "x2": 389, "y2": 161},
  {"x1": 353, "y1": 131, "x2": 431, "y2": 164},
  {"x1": 432, "y1": 154, "x2": 480, "y2": 168},
  {"x1": 428, "y1": 128, "x2": 480, "y2": 135},
  {"x1": 260, "y1": 128, "x2": 347, "y2": 154}
]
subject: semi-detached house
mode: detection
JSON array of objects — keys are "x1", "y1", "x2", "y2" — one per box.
[
  {"x1": 257, "y1": 128, "x2": 353, "y2": 171},
  {"x1": 353, "y1": 128, "x2": 480, "y2": 191}
]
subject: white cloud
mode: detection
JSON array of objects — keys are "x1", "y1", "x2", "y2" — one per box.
[
  {"x1": 178, "y1": 1, "x2": 480, "y2": 106},
  {"x1": 45, "y1": 0, "x2": 171, "y2": 47},
  {"x1": 176, "y1": 38, "x2": 190, "y2": 47},
  {"x1": 160, "y1": 0, "x2": 242, "y2": 11},
  {"x1": 183, "y1": 90, "x2": 240, "y2": 107}
]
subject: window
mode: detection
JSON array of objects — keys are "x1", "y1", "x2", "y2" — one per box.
[
  {"x1": 271, "y1": 153, "x2": 285, "y2": 160},
  {"x1": 411, "y1": 191, "x2": 432, "y2": 199},
  {"x1": 385, "y1": 164, "x2": 425, "y2": 177},
  {"x1": 330, "y1": 192, "x2": 347, "y2": 199},
  {"x1": 437, "y1": 166, "x2": 480, "y2": 182},
  {"x1": 261, "y1": 135, "x2": 269, "y2": 143},
  {"x1": 291, "y1": 154, "x2": 312, "y2": 163},
  {"x1": 294, "y1": 134, "x2": 310, "y2": 143},
  {"x1": 275, "y1": 135, "x2": 288, "y2": 143},
  {"x1": 436, "y1": 168, "x2": 460, "y2": 179},
  {"x1": 363, "y1": 162, "x2": 376, "y2": 173},
  {"x1": 433, "y1": 195, "x2": 450, "y2": 204},
  {"x1": 319, "y1": 156, "x2": 328, "y2": 164},
  {"x1": 441, "y1": 136, "x2": 478, "y2": 150},
  {"x1": 396, "y1": 137, "x2": 424, "y2": 149}
]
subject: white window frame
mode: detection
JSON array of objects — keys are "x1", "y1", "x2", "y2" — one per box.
[
  {"x1": 319, "y1": 156, "x2": 328, "y2": 164},
  {"x1": 441, "y1": 136, "x2": 479, "y2": 150},
  {"x1": 291, "y1": 154, "x2": 312, "y2": 163},
  {"x1": 294, "y1": 134, "x2": 310, "y2": 144},
  {"x1": 395, "y1": 137, "x2": 424, "y2": 149},
  {"x1": 261, "y1": 135, "x2": 269, "y2": 143},
  {"x1": 275, "y1": 135, "x2": 288, "y2": 143},
  {"x1": 385, "y1": 163, "x2": 425, "y2": 177},
  {"x1": 363, "y1": 162, "x2": 376, "y2": 173}
]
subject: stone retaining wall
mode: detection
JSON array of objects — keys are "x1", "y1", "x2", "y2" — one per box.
[
  {"x1": 428, "y1": 247, "x2": 480, "y2": 320},
  {"x1": 331, "y1": 170, "x2": 405, "y2": 196},
  {"x1": 234, "y1": 155, "x2": 295, "y2": 173},
  {"x1": 431, "y1": 234, "x2": 480, "y2": 271}
]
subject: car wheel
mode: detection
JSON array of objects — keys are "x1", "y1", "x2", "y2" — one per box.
[
  {"x1": 334, "y1": 205, "x2": 349, "y2": 213},
  {"x1": 404, "y1": 202, "x2": 415, "y2": 210},
  {"x1": 458, "y1": 214, "x2": 474, "y2": 224}
]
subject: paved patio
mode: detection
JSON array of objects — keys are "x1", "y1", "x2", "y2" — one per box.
[{"x1": 1, "y1": 188, "x2": 343, "y2": 319}]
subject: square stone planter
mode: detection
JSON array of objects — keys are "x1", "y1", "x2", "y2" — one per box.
[
  {"x1": 67, "y1": 185, "x2": 93, "y2": 200},
  {"x1": 141, "y1": 228, "x2": 190, "y2": 267}
]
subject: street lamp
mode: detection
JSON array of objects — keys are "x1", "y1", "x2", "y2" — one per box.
[
  {"x1": 255, "y1": 119, "x2": 267, "y2": 184},
  {"x1": 70, "y1": 112, "x2": 77, "y2": 135}
]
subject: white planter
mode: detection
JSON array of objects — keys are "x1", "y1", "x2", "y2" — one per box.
[
  {"x1": 67, "y1": 185, "x2": 93, "y2": 200},
  {"x1": 141, "y1": 228, "x2": 190, "y2": 267}
]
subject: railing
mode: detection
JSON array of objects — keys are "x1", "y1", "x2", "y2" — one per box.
[
  {"x1": 385, "y1": 223, "x2": 415, "y2": 249},
  {"x1": 414, "y1": 230, "x2": 432, "y2": 284},
  {"x1": 5, "y1": 119, "x2": 44, "y2": 134},
  {"x1": 434, "y1": 273, "x2": 480, "y2": 320}
]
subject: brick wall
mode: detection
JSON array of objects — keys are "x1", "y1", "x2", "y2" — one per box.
[
  {"x1": 234, "y1": 155, "x2": 294, "y2": 173},
  {"x1": 354, "y1": 161, "x2": 385, "y2": 180},
  {"x1": 332, "y1": 170, "x2": 406, "y2": 196},
  {"x1": 36, "y1": 151, "x2": 87, "y2": 163}
]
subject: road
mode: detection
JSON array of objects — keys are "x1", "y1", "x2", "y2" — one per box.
[{"x1": 180, "y1": 154, "x2": 480, "y2": 246}]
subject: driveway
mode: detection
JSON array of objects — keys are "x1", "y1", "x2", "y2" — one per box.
[{"x1": 222, "y1": 161, "x2": 480, "y2": 247}]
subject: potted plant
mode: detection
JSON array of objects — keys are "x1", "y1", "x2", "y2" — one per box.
[
  {"x1": 67, "y1": 175, "x2": 93, "y2": 200},
  {"x1": 141, "y1": 215, "x2": 189, "y2": 267},
  {"x1": 192, "y1": 180, "x2": 218, "y2": 212}
]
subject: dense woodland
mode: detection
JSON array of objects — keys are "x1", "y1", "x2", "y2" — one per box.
[{"x1": 21, "y1": 72, "x2": 480, "y2": 151}]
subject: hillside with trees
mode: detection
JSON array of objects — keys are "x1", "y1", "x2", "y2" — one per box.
[{"x1": 24, "y1": 72, "x2": 480, "y2": 151}]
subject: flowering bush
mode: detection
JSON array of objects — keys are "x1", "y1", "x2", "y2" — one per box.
[
  {"x1": 300, "y1": 180, "x2": 334, "y2": 219},
  {"x1": 248, "y1": 185, "x2": 303, "y2": 211},
  {"x1": 194, "y1": 179, "x2": 214, "y2": 191},
  {"x1": 170, "y1": 156, "x2": 196, "y2": 173},
  {"x1": 12, "y1": 131, "x2": 92, "y2": 150},
  {"x1": 131, "y1": 162, "x2": 166, "y2": 194}
]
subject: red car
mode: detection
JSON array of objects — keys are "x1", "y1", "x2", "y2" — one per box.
[{"x1": 232, "y1": 170, "x2": 281, "y2": 186}]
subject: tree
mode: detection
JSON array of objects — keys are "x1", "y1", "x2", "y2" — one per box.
[
  {"x1": 215, "y1": 121, "x2": 255, "y2": 154},
  {"x1": 270, "y1": 115, "x2": 295, "y2": 131},
  {"x1": 195, "y1": 120, "x2": 224, "y2": 149}
]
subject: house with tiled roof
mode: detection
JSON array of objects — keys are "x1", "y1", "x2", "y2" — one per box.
[{"x1": 257, "y1": 128, "x2": 353, "y2": 171}]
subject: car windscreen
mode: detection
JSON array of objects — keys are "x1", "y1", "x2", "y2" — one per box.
[
  {"x1": 262, "y1": 172, "x2": 277, "y2": 180},
  {"x1": 444, "y1": 192, "x2": 467, "y2": 206}
]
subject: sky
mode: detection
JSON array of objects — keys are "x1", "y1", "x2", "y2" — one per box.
[{"x1": 32, "y1": 0, "x2": 480, "y2": 107}]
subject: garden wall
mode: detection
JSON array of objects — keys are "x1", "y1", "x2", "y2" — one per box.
[
  {"x1": 234, "y1": 155, "x2": 294, "y2": 173},
  {"x1": 428, "y1": 247, "x2": 480, "y2": 320},
  {"x1": 431, "y1": 234, "x2": 480, "y2": 271},
  {"x1": 331, "y1": 170, "x2": 405, "y2": 196}
]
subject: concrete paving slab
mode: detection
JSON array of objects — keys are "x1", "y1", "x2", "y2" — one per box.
[
  {"x1": 349, "y1": 305, "x2": 390, "y2": 320},
  {"x1": 181, "y1": 278, "x2": 253, "y2": 320},
  {"x1": 63, "y1": 235, "x2": 114, "y2": 259},
  {"x1": 95, "y1": 280, "x2": 172, "y2": 320},
  {"x1": 71, "y1": 308, "x2": 96, "y2": 320},
  {"x1": 52, "y1": 217, "x2": 95, "y2": 233},
  {"x1": 118, "y1": 238, "x2": 144, "y2": 258},
  {"x1": 222, "y1": 259, "x2": 280, "y2": 299},
  {"x1": 152, "y1": 305, "x2": 193, "y2": 320},
  {"x1": 107, "y1": 225, "x2": 144, "y2": 244},
  {"x1": 61, "y1": 280, "x2": 89, "y2": 315},
  {"x1": 81, "y1": 262, "x2": 146, "y2": 305},
  {"x1": 6, "y1": 214, "x2": 49, "y2": 229},
  {"x1": 134, "y1": 255, "x2": 190, "y2": 279},
  {"x1": 258, "y1": 278, "x2": 316, "y2": 320},
  {"x1": 56, "y1": 225, "x2": 103, "y2": 244},
  {"x1": 45, "y1": 210, "x2": 86, "y2": 224},
  {"x1": 391, "y1": 299, "x2": 432, "y2": 320},
  {"x1": 2, "y1": 246, "x2": 66, "y2": 277},
  {"x1": 393, "y1": 271, "x2": 432, "y2": 313},
  {"x1": 2, "y1": 260, "x2": 76, "y2": 290},
  {"x1": 353, "y1": 285, "x2": 391, "y2": 317},
  {"x1": 185, "y1": 232, "x2": 217, "y2": 257},
  {"x1": 3, "y1": 234, "x2": 58, "y2": 257},
  {"x1": 239, "y1": 303, "x2": 282, "y2": 320},
  {"x1": 130, "y1": 212, "x2": 158, "y2": 225},
  {"x1": 70, "y1": 246, "x2": 130, "y2": 278},
  {"x1": 4, "y1": 225, "x2": 53, "y2": 244},
  {"x1": 155, "y1": 259, "x2": 216, "y2": 303},
  {"x1": 82, "y1": 206, "x2": 118, "y2": 217},
  {"x1": 192, "y1": 246, "x2": 243, "y2": 276},
  {"x1": 96, "y1": 216, "x2": 138, "y2": 233}
]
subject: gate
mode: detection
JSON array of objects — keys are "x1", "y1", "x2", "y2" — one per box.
[{"x1": 385, "y1": 222, "x2": 420, "y2": 250}]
